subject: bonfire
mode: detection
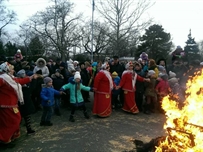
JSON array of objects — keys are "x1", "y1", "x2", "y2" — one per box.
[
  {"x1": 127, "y1": 69, "x2": 203, "y2": 152},
  {"x1": 155, "y1": 69, "x2": 203, "y2": 152}
]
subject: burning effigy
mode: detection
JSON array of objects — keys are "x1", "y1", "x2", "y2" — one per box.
[{"x1": 126, "y1": 69, "x2": 203, "y2": 152}]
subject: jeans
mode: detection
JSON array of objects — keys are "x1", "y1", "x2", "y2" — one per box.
[
  {"x1": 55, "y1": 96, "x2": 61, "y2": 110},
  {"x1": 41, "y1": 106, "x2": 53, "y2": 122}
]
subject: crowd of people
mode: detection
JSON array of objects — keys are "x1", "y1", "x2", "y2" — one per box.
[{"x1": 0, "y1": 46, "x2": 203, "y2": 149}]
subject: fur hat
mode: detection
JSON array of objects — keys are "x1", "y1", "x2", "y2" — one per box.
[
  {"x1": 17, "y1": 69, "x2": 26, "y2": 78},
  {"x1": 125, "y1": 61, "x2": 133, "y2": 69},
  {"x1": 74, "y1": 71, "x2": 81, "y2": 79},
  {"x1": 43, "y1": 77, "x2": 52, "y2": 84},
  {"x1": 147, "y1": 70, "x2": 155, "y2": 76},
  {"x1": 169, "y1": 71, "x2": 176, "y2": 78},
  {"x1": 0, "y1": 62, "x2": 10, "y2": 73}
]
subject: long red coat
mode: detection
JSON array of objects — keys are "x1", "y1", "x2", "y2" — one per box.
[
  {"x1": 0, "y1": 76, "x2": 30, "y2": 143},
  {"x1": 92, "y1": 70, "x2": 113, "y2": 117},
  {"x1": 119, "y1": 70, "x2": 144, "y2": 114}
]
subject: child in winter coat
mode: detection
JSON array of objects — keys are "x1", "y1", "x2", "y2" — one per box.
[
  {"x1": 16, "y1": 69, "x2": 36, "y2": 135},
  {"x1": 40, "y1": 77, "x2": 64, "y2": 126},
  {"x1": 111, "y1": 71, "x2": 121, "y2": 109},
  {"x1": 155, "y1": 73, "x2": 170, "y2": 113},
  {"x1": 144, "y1": 70, "x2": 157, "y2": 114},
  {"x1": 51, "y1": 69, "x2": 64, "y2": 116},
  {"x1": 61, "y1": 72, "x2": 92, "y2": 122},
  {"x1": 168, "y1": 72, "x2": 184, "y2": 107}
]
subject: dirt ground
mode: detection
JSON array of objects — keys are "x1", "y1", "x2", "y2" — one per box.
[{"x1": 3, "y1": 93, "x2": 166, "y2": 152}]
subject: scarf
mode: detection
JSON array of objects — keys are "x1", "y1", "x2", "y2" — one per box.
[
  {"x1": 0, "y1": 73, "x2": 24, "y2": 104},
  {"x1": 101, "y1": 70, "x2": 113, "y2": 90}
]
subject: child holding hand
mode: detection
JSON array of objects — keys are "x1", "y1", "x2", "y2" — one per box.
[
  {"x1": 40, "y1": 77, "x2": 64, "y2": 126},
  {"x1": 61, "y1": 72, "x2": 92, "y2": 122}
]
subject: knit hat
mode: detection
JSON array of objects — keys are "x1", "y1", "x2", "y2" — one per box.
[
  {"x1": 60, "y1": 62, "x2": 66, "y2": 68},
  {"x1": 17, "y1": 69, "x2": 26, "y2": 78},
  {"x1": 43, "y1": 77, "x2": 52, "y2": 84},
  {"x1": 17, "y1": 49, "x2": 21, "y2": 53},
  {"x1": 125, "y1": 61, "x2": 133, "y2": 69},
  {"x1": 140, "y1": 52, "x2": 148, "y2": 61},
  {"x1": 168, "y1": 77, "x2": 179, "y2": 85},
  {"x1": 74, "y1": 71, "x2": 81, "y2": 79},
  {"x1": 159, "y1": 73, "x2": 168, "y2": 80},
  {"x1": 158, "y1": 65, "x2": 165, "y2": 73},
  {"x1": 55, "y1": 69, "x2": 61, "y2": 73},
  {"x1": 74, "y1": 60, "x2": 79, "y2": 65},
  {"x1": 138, "y1": 58, "x2": 142, "y2": 62},
  {"x1": 169, "y1": 71, "x2": 176, "y2": 78},
  {"x1": 112, "y1": 71, "x2": 118, "y2": 78},
  {"x1": 147, "y1": 70, "x2": 155, "y2": 76},
  {"x1": 92, "y1": 62, "x2": 98, "y2": 67}
]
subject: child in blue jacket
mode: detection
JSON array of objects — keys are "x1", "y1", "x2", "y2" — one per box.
[
  {"x1": 112, "y1": 71, "x2": 121, "y2": 109},
  {"x1": 40, "y1": 77, "x2": 63, "y2": 126},
  {"x1": 61, "y1": 72, "x2": 92, "y2": 122}
]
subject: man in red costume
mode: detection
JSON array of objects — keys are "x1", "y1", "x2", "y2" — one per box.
[
  {"x1": 92, "y1": 62, "x2": 114, "y2": 117},
  {"x1": 118, "y1": 61, "x2": 150, "y2": 114},
  {"x1": 0, "y1": 62, "x2": 37, "y2": 149}
]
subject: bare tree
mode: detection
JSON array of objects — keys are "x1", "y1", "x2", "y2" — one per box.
[
  {"x1": 96, "y1": 0, "x2": 154, "y2": 56},
  {"x1": 0, "y1": 0, "x2": 17, "y2": 38},
  {"x1": 27, "y1": 0, "x2": 82, "y2": 61},
  {"x1": 82, "y1": 20, "x2": 110, "y2": 59}
]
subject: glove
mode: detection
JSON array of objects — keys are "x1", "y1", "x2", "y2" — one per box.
[
  {"x1": 90, "y1": 87, "x2": 94, "y2": 92},
  {"x1": 60, "y1": 88, "x2": 65, "y2": 92}
]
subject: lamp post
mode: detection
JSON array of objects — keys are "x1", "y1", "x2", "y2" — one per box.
[{"x1": 91, "y1": 0, "x2": 95, "y2": 63}]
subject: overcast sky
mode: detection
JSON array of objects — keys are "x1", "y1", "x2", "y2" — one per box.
[{"x1": 5, "y1": 0, "x2": 203, "y2": 48}]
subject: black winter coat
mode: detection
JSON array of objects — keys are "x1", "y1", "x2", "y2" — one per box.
[
  {"x1": 51, "y1": 74, "x2": 65, "y2": 90},
  {"x1": 110, "y1": 62, "x2": 125, "y2": 77},
  {"x1": 19, "y1": 83, "x2": 36, "y2": 117}
]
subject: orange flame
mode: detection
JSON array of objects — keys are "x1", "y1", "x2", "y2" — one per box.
[{"x1": 155, "y1": 69, "x2": 203, "y2": 152}]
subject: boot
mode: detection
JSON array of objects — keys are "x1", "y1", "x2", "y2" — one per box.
[
  {"x1": 0, "y1": 142, "x2": 15, "y2": 149},
  {"x1": 45, "y1": 121, "x2": 53, "y2": 126},
  {"x1": 24, "y1": 116, "x2": 35, "y2": 135},
  {"x1": 27, "y1": 129, "x2": 36, "y2": 135},
  {"x1": 55, "y1": 109, "x2": 61, "y2": 116},
  {"x1": 40, "y1": 121, "x2": 46, "y2": 126},
  {"x1": 69, "y1": 115, "x2": 75, "y2": 122},
  {"x1": 84, "y1": 111, "x2": 90, "y2": 119},
  {"x1": 143, "y1": 104, "x2": 151, "y2": 115}
]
